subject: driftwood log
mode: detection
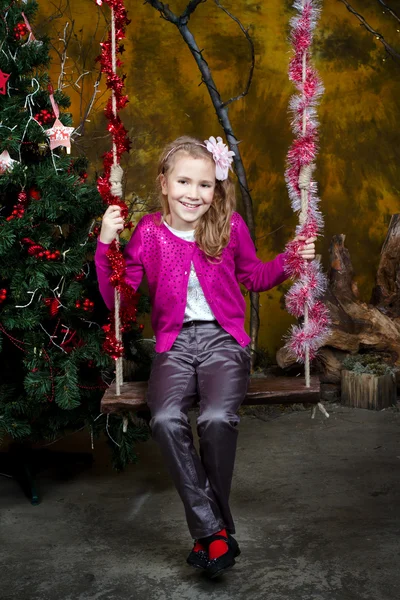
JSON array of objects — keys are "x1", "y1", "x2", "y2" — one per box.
[{"x1": 277, "y1": 214, "x2": 400, "y2": 384}]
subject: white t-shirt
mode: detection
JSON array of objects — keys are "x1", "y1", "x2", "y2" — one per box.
[{"x1": 163, "y1": 221, "x2": 215, "y2": 323}]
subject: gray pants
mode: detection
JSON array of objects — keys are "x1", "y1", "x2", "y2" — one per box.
[{"x1": 147, "y1": 321, "x2": 251, "y2": 539}]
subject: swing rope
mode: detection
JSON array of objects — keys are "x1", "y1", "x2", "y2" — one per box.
[
  {"x1": 110, "y1": 6, "x2": 123, "y2": 395},
  {"x1": 300, "y1": 37, "x2": 312, "y2": 388},
  {"x1": 284, "y1": 0, "x2": 331, "y2": 388},
  {"x1": 97, "y1": 0, "x2": 137, "y2": 396}
]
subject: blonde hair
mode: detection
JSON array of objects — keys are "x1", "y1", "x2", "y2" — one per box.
[{"x1": 156, "y1": 135, "x2": 236, "y2": 259}]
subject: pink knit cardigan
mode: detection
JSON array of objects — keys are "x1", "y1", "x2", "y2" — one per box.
[{"x1": 95, "y1": 211, "x2": 288, "y2": 352}]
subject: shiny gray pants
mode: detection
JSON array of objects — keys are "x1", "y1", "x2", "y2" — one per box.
[{"x1": 147, "y1": 321, "x2": 251, "y2": 539}]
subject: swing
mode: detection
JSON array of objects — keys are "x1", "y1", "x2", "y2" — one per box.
[{"x1": 98, "y1": 0, "x2": 327, "y2": 421}]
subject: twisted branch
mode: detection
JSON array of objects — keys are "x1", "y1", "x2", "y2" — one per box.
[
  {"x1": 376, "y1": 0, "x2": 400, "y2": 26},
  {"x1": 214, "y1": 0, "x2": 255, "y2": 108},
  {"x1": 338, "y1": 0, "x2": 400, "y2": 62}
]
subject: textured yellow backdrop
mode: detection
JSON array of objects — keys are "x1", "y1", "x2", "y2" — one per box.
[{"x1": 38, "y1": 0, "x2": 400, "y2": 356}]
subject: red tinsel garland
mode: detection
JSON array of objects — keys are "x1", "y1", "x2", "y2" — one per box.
[
  {"x1": 95, "y1": 0, "x2": 136, "y2": 358},
  {"x1": 284, "y1": 0, "x2": 331, "y2": 363}
]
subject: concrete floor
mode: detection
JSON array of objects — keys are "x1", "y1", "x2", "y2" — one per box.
[{"x1": 1, "y1": 402, "x2": 400, "y2": 600}]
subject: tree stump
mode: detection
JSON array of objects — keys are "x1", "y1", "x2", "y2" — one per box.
[
  {"x1": 370, "y1": 214, "x2": 400, "y2": 318},
  {"x1": 341, "y1": 370, "x2": 396, "y2": 410}
]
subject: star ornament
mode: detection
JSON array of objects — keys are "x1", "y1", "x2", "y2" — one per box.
[
  {"x1": 0, "y1": 70, "x2": 10, "y2": 95},
  {"x1": 45, "y1": 118, "x2": 74, "y2": 154},
  {"x1": 0, "y1": 150, "x2": 17, "y2": 174}
]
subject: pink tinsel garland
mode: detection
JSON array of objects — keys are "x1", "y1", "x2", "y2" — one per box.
[{"x1": 284, "y1": 0, "x2": 331, "y2": 363}]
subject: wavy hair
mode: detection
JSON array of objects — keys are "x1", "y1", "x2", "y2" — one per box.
[{"x1": 156, "y1": 136, "x2": 236, "y2": 259}]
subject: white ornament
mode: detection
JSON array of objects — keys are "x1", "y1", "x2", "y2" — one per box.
[{"x1": 0, "y1": 150, "x2": 17, "y2": 174}]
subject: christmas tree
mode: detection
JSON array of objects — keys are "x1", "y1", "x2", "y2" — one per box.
[{"x1": 0, "y1": 0, "x2": 148, "y2": 473}]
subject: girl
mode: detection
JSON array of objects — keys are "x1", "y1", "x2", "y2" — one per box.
[{"x1": 95, "y1": 135, "x2": 316, "y2": 578}]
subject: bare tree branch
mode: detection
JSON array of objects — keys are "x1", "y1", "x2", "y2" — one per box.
[
  {"x1": 73, "y1": 71, "x2": 103, "y2": 138},
  {"x1": 57, "y1": 22, "x2": 73, "y2": 90},
  {"x1": 338, "y1": 0, "x2": 400, "y2": 62},
  {"x1": 214, "y1": 0, "x2": 255, "y2": 109},
  {"x1": 376, "y1": 0, "x2": 400, "y2": 26}
]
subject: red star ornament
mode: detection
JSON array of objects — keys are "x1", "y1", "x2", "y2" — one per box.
[
  {"x1": 45, "y1": 118, "x2": 74, "y2": 154},
  {"x1": 0, "y1": 70, "x2": 10, "y2": 95},
  {"x1": 0, "y1": 150, "x2": 17, "y2": 174}
]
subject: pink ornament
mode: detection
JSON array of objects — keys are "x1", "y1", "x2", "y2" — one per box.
[
  {"x1": 0, "y1": 69, "x2": 10, "y2": 95},
  {"x1": 45, "y1": 118, "x2": 74, "y2": 154}
]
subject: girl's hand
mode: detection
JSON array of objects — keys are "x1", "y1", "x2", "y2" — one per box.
[
  {"x1": 293, "y1": 235, "x2": 317, "y2": 261},
  {"x1": 99, "y1": 205, "x2": 125, "y2": 244}
]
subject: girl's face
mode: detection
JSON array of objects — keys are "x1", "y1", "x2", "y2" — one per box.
[{"x1": 160, "y1": 154, "x2": 216, "y2": 231}]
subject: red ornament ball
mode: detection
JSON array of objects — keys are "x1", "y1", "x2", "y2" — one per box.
[{"x1": 29, "y1": 188, "x2": 41, "y2": 201}]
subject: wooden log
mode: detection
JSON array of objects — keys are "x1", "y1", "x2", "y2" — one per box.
[
  {"x1": 341, "y1": 370, "x2": 396, "y2": 411},
  {"x1": 315, "y1": 348, "x2": 348, "y2": 384},
  {"x1": 101, "y1": 375, "x2": 321, "y2": 414},
  {"x1": 370, "y1": 214, "x2": 400, "y2": 318}
]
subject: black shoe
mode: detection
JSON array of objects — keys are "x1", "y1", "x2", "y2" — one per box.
[
  {"x1": 186, "y1": 543, "x2": 209, "y2": 570},
  {"x1": 228, "y1": 534, "x2": 241, "y2": 558},
  {"x1": 203, "y1": 533, "x2": 239, "y2": 579}
]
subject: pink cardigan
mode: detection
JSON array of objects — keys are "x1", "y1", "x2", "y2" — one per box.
[{"x1": 95, "y1": 211, "x2": 288, "y2": 352}]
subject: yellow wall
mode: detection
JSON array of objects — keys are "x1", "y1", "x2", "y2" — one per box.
[{"x1": 37, "y1": 0, "x2": 400, "y2": 356}]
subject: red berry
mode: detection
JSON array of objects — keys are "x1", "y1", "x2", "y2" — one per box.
[{"x1": 38, "y1": 252, "x2": 43, "y2": 258}]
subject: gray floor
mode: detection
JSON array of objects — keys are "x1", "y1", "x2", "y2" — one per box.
[{"x1": 1, "y1": 403, "x2": 400, "y2": 600}]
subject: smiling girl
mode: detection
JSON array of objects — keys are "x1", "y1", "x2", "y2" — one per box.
[{"x1": 95, "y1": 135, "x2": 316, "y2": 578}]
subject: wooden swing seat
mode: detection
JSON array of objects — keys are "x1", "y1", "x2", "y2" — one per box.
[{"x1": 101, "y1": 375, "x2": 321, "y2": 415}]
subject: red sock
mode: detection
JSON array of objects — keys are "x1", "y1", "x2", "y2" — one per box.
[{"x1": 208, "y1": 529, "x2": 228, "y2": 560}]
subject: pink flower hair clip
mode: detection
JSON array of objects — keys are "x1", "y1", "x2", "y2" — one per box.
[{"x1": 204, "y1": 136, "x2": 235, "y2": 181}]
